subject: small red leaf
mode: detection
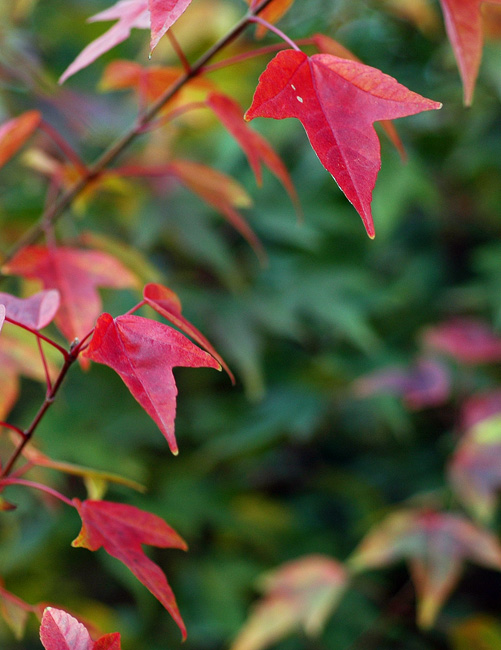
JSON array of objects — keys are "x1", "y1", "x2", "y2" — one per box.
[
  {"x1": 40, "y1": 607, "x2": 93, "y2": 650},
  {"x1": 143, "y1": 282, "x2": 234, "y2": 382},
  {"x1": 59, "y1": 0, "x2": 150, "y2": 83},
  {"x1": 3, "y1": 246, "x2": 138, "y2": 342},
  {"x1": 423, "y1": 318, "x2": 501, "y2": 364},
  {"x1": 93, "y1": 633, "x2": 121, "y2": 650},
  {"x1": 245, "y1": 50, "x2": 441, "y2": 238},
  {"x1": 148, "y1": 0, "x2": 193, "y2": 52},
  {"x1": 72, "y1": 499, "x2": 187, "y2": 638},
  {"x1": 438, "y1": 0, "x2": 501, "y2": 105},
  {"x1": 83, "y1": 313, "x2": 221, "y2": 454},
  {"x1": 207, "y1": 92, "x2": 299, "y2": 211},
  {"x1": 0, "y1": 290, "x2": 60, "y2": 330},
  {"x1": 0, "y1": 110, "x2": 41, "y2": 169}
]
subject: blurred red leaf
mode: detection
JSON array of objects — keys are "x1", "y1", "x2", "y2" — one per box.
[
  {"x1": 206, "y1": 92, "x2": 299, "y2": 210},
  {"x1": 245, "y1": 50, "x2": 440, "y2": 238},
  {"x1": 423, "y1": 318, "x2": 501, "y2": 364},
  {"x1": 0, "y1": 290, "x2": 59, "y2": 330},
  {"x1": 72, "y1": 499, "x2": 187, "y2": 638},
  {"x1": 438, "y1": 0, "x2": 501, "y2": 105},
  {"x1": 40, "y1": 607, "x2": 92, "y2": 650},
  {"x1": 349, "y1": 509, "x2": 501, "y2": 628},
  {"x1": 460, "y1": 389, "x2": 501, "y2": 430},
  {"x1": 168, "y1": 159, "x2": 265, "y2": 259},
  {"x1": 354, "y1": 357, "x2": 450, "y2": 410},
  {"x1": 449, "y1": 415, "x2": 501, "y2": 523},
  {"x1": 83, "y1": 313, "x2": 221, "y2": 454},
  {"x1": 231, "y1": 555, "x2": 347, "y2": 650},
  {"x1": 0, "y1": 110, "x2": 41, "y2": 169},
  {"x1": 93, "y1": 633, "x2": 121, "y2": 650},
  {"x1": 3, "y1": 246, "x2": 138, "y2": 343},
  {"x1": 143, "y1": 282, "x2": 234, "y2": 382}
]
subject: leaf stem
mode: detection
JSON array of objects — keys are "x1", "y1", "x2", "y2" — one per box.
[
  {"x1": 0, "y1": 422, "x2": 25, "y2": 438},
  {"x1": 0, "y1": 477, "x2": 74, "y2": 507},
  {"x1": 247, "y1": 16, "x2": 301, "y2": 51},
  {"x1": 167, "y1": 30, "x2": 192, "y2": 74},
  {"x1": 39, "y1": 120, "x2": 88, "y2": 176},
  {"x1": 1, "y1": 0, "x2": 279, "y2": 265},
  {"x1": 4, "y1": 316, "x2": 69, "y2": 358}
]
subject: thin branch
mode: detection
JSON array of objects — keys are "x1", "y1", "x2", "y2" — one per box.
[
  {"x1": 167, "y1": 30, "x2": 191, "y2": 74},
  {"x1": 247, "y1": 16, "x2": 301, "y2": 51},
  {"x1": 0, "y1": 477, "x2": 74, "y2": 507},
  {"x1": 39, "y1": 120, "x2": 88, "y2": 175},
  {"x1": 0, "y1": 422, "x2": 25, "y2": 438},
  {"x1": 4, "y1": 316, "x2": 69, "y2": 358},
  {"x1": 2, "y1": 0, "x2": 278, "y2": 265},
  {"x1": 37, "y1": 336, "x2": 53, "y2": 393}
]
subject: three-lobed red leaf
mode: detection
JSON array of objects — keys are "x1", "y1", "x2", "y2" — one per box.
[
  {"x1": 82, "y1": 313, "x2": 221, "y2": 454},
  {"x1": 438, "y1": 0, "x2": 501, "y2": 105},
  {"x1": 0, "y1": 290, "x2": 60, "y2": 330},
  {"x1": 72, "y1": 499, "x2": 187, "y2": 638},
  {"x1": 245, "y1": 50, "x2": 441, "y2": 238},
  {"x1": 3, "y1": 246, "x2": 138, "y2": 343}
]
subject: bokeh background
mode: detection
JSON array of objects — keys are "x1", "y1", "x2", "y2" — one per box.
[{"x1": 1, "y1": 0, "x2": 501, "y2": 648}]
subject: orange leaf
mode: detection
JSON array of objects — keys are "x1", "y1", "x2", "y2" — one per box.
[
  {"x1": 72, "y1": 499, "x2": 187, "y2": 638},
  {"x1": 0, "y1": 110, "x2": 40, "y2": 169}
]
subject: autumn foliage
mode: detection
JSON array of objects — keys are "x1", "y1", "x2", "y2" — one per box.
[{"x1": 0, "y1": 0, "x2": 501, "y2": 649}]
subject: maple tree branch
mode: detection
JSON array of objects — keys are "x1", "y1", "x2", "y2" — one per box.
[{"x1": 2, "y1": 0, "x2": 278, "y2": 264}]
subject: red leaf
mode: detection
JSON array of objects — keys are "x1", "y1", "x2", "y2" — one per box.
[
  {"x1": 82, "y1": 313, "x2": 221, "y2": 454},
  {"x1": 245, "y1": 50, "x2": 441, "y2": 238},
  {"x1": 350, "y1": 509, "x2": 501, "y2": 628},
  {"x1": 72, "y1": 499, "x2": 187, "y2": 638},
  {"x1": 59, "y1": 0, "x2": 150, "y2": 83},
  {"x1": 438, "y1": 0, "x2": 501, "y2": 105},
  {"x1": 40, "y1": 607, "x2": 93, "y2": 650},
  {"x1": 93, "y1": 633, "x2": 121, "y2": 650},
  {"x1": 168, "y1": 159, "x2": 265, "y2": 259},
  {"x1": 0, "y1": 110, "x2": 41, "y2": 169},
  {"x1": 0, "y1": 290, "x2": 59, "y2": 330},
  {"x1": 422, "y1": 318, "x2": 501, "y2": 364},
  {"x1": 148, "y1": 0, "x2": 193, "y2": 52},
  {"x1": 312, "y1": 34, "x2": 406, "y2": 160},
  {"x1": 206, "y1": 92, "x2": 299, "y2": 211},
  {"x1": 354, "y1": 357, "x2": 450, "y2": 410},
  {"x1": 3, "y1": 246, "x2": 138, "y2": 343},
  {"x1": 143, "y1": 282, "x2": 234, "y2": 383},
  {"x1": 0, "y1": 305, "x2": 5, "y2": 333}
]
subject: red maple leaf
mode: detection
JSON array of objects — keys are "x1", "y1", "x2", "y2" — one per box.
[
  {"x1": 82, "y1": 313, "x2": 221, "y2": 454},
  {"x1": 245, "y1": 50, "x2": 441, "y2": 238},
  {"x1": 3, "y1": 246, "x2": 138, "y2": 343},
  {"x1": 72, "y1": 499, "x2": 187, "y2": 638},
  {"x1": 438, "y1": 0, "x2": 501, "y2": 105}
]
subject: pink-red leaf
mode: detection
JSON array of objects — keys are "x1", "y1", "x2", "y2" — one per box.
[
  {"x1": 422, "y1": 318, "x2": 501, "y2": 364},
  {"x1": 0, "y1": 290, "x2": 59, "y2": 330},
  {"x1": 245, "y1": 50, "x2": 441, "y2": 238},
  {"x1": 350, "y1": 509, "x2": 501, "y2": 628},
  {"x1": 82, "y1": 313, "x2": 220, "y2": 454},
  {"x1": 148, "y1": 0, "x2": 193, "y2": 52},
  {"x1": 460, "y1": 389, "x2": 501, "y2": 430},
  {"x1": 59, "y1": 0, "x2": 150, "y2": 84},
  {"x1": 206, "y1": 92, "x2": 299, "y2": 210},
  {"x1": 0, "y1": 305, "x2": 5, "y2": 334},
  {"x1": 0, "y1": 110, "x2": 41, "y2": 169},
  {"x1": 72, "y1": 499, "x2": 187, "y2": 638},
  {"x1": 143, "y1": 282, "x2": 234, "y2": 382},
  {"x1": 438, "y1": 0, "x2": 501, "y2": 105},
  {"x1": 3, "y1": 246, "x2": 138, "y2": 343},
  {"x1": 40, "y1": 607, "x2": 93, "y2": 650},
  {"x1": 354, "y1": 357, "x2": 450, "y2": 410}
]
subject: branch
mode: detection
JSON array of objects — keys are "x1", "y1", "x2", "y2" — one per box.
[{"x1": 2, "y1": 0, "x2": 278, "y2": 265}]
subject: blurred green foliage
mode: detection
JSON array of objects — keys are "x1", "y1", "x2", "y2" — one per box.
[{"x1": 1, "y1": 0, "x2": 501, "y2": 649}]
